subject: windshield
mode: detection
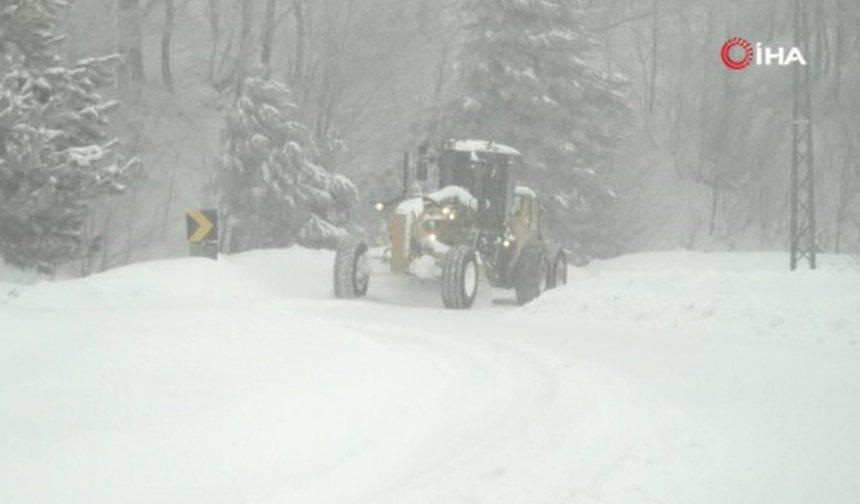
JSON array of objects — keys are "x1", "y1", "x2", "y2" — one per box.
[{"x1": 439, "y1": 149, "x2": 513, "y2": 231}]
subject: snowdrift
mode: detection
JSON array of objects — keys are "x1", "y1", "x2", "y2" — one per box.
[
  {"x1": 2, "y1": 248, "x2": 335, "y2": 309},
  {"x1": 518, "y1": 251, "x2": 860, "y2": 346}
]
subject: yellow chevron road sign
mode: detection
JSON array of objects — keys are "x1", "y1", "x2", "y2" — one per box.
[{"x1": 186, "y1": 210, "x2": 217, "y2": 243}]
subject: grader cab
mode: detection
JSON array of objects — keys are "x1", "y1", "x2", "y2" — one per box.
[{"x1": 334, "y1": 139, "x2": 567, "y2": 309}]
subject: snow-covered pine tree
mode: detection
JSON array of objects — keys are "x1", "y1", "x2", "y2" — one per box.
[
  {"x1": 0, "y1": 0, "x2": 67, "y2": 68},
  {"x1": 0, "y1": 0, "x2": 137, "y2": 273},
  {"x1": 440, "y1": 0, "x2": 629, "y2": 261},
  {"x1": 217, "y1": 76, "x2": 357, "y2": 252}
]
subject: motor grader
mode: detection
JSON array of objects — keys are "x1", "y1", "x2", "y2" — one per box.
[{"x1": 333, "y1": 139, "x2": 567, "y2": 309}]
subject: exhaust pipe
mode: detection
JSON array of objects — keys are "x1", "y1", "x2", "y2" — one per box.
[{"x1": 402, "y1": 152, "x2": 410, "y2": 197}]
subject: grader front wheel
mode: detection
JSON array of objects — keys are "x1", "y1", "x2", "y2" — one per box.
[
  {"x1": 441, "y1": 246, "x2": 479, "y2": 310},
  {"x1": 334, "y1": 237, "x2": 370, "y2": 299}
]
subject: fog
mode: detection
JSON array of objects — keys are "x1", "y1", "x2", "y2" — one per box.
[{"x1": 2, "y1": 0, "x2": 859, "y2": 273}]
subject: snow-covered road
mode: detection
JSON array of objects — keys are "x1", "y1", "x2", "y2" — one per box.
[{"x1": 2, "y1": 250, "x2": 859, "y2": 504}]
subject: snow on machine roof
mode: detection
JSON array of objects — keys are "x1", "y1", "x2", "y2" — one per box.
[
  {"x1": 445, "y1": 140, "x2": 521, "y2": 157},
  {"x1": 515, "y1": 186, "x2": 537, "y2": 198}
]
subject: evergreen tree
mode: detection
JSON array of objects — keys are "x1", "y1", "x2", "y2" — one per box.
[
  {"x1": 0, "y1": 0, "x2": 137, "y2": 273},
  {"x1": 217, "y1": 76, "x2": 357, "y2": 252},
  {"x1": 439, "y1": 0, "x2": 629, "y2": 261},
  {"x1": 0, "y1": 0, "x2": 67, "y2": 67}
]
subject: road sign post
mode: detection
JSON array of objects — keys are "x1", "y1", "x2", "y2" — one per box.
[{"x1": 187, "y1": 210, "x2": 218, "y2": 260}]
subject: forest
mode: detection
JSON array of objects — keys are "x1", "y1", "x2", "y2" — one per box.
[{"x1": 1, "y1": 0, "x2": 859, "y2": 274}]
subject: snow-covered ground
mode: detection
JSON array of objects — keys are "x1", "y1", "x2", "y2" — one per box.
[
  {"x1": 520, "y1": 251, "x2": 860, "y2": 346},
  {"x1": 2, "y1": 249, "x2": 859, "y2": 504}
]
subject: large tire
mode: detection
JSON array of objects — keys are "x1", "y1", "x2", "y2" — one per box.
[
  {"x1": 334, "y1": 237, "x2": 369, "y2": 299},
  {"x1": 546, "y1": 248, "x2": 568, "y2": 290},
  {"x1": 441, "y1": 246, "x2": 479, "y2": 310},
  {"x1": 515, "y1": 243, "x2": 549, "y2": 306}
]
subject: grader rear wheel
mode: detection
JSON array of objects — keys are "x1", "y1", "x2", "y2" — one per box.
[
  {"x1": 515, "y1": 244, "x2": 549, "y2": 306},
  {"x1": 547, "y1": 248, "x2": 568, "y2": 289}
]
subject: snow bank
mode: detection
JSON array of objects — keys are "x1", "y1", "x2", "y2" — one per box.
[
  {"x1": 0, "y1": 260, "x2": 55, "y2": 293},
  {"x1": 517, "y1": 251, "x2": 860, "y2": 346},
  {"x1": 0, "y1": 262, "x2": 55, "y2": 307},
  {"x1": 1, "y1": 291, "x2": 438, "y2": 504},
  {"x1": 5, "y1": 247, "x2": 335, "y2": 310},
  {"x1": 224, "y1": 247, "x2": 334, "y2": 299}
]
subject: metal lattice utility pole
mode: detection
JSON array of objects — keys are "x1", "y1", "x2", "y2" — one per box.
[{"x1": 790, "y1": 0, "x2": 817, "y2": 270}]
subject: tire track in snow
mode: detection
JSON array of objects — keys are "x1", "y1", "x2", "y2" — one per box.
[
  {"x1": 277, "y1": 317, "x2": 561, "y2": 503},
  {"x1": 284, "y1": 306, "x2": 695, "y2": 504}
]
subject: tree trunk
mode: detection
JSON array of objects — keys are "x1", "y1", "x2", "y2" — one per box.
[
  {"x1": 161, "y1": 0, "x2": 175, "y2": 92},
  {"x1": 833, "y1": 0, "x2": 846, "y2": 101},
  {"x1": 235, "y1": 0, "x2": 255, "y2": 97},
  {"x1": 648, "y1": 0, "x2": 659, "y2": 114},
  {"x1": 812, "y1": 1, "x2": 826, "y2": 78},
  {"x1": 709, "y1": 185, "x2": 720, "y2": 237},
  {"x1": 206, "y1": 0, "x2": 220, "y2": 82},
  {"x1": 117, "y1": 0, "x2": 145, "y2": 102},
  {"x1": 835, "y1": 106, "x2": 858, "y2": 252},
  {"x1": 292, "y1": 0, "x2": 306, "y2": 95},
  {"x1": 261, "y1": 0, "x2": 277, "y2": 74},
  {"x1": 834, "y1": 157, "x2": 850, "y2": 253}
]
